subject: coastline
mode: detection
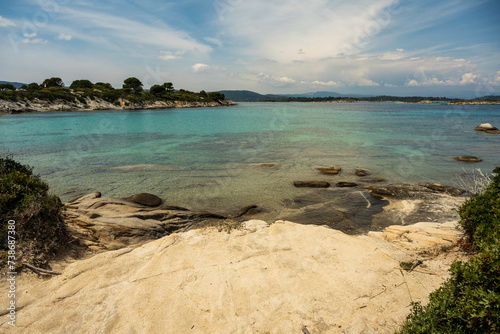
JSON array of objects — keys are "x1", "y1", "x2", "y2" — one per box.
[{"x1": 0, "y1": 96, "x2": 237, "y2": 114}]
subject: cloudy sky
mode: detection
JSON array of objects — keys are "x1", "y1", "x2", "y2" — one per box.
[{"x1": 1, "y1": 0, "x2": 499, "y2": 97}]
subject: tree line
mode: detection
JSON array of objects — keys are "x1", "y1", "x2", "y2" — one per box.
[{"x1": 0, "y1": 77, "x2": 225, "y2": 103}]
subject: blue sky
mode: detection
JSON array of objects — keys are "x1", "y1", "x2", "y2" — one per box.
[{"x1": 0, "y1": 0, "x2": 499, "y2": 97}]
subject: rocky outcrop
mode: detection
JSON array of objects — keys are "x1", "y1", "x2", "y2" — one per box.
[
  {"x1": 453, "y1": 156, "x2": 483, "y2": 162},
  {"x1": 63, "y1": 192, "x2": 259, "y2": 251},
  {"x1": 0, "y1": 97, "x2": 237, "y2": 113},
  {"x1": 1, "y1": 220, "x2": 468, "y2": 334},
  {"x1": 336, "y1": 182, "x2": 358, "y2": 187},
  {"x1": 474, "y1": 123, "x2": 500, "y2": 134}
]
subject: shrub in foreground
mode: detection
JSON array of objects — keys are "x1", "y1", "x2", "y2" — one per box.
[
  {"x1": 0, "y1": 156, "x2": 68, "y2": 268},
  {"x1": 398, "y1": 167, "x2": 500, "y2": 333}
]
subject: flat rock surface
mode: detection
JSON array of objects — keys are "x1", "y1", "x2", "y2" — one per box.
[{"x1": 1, "y1": 220, "x2": 467, "y2": 334}]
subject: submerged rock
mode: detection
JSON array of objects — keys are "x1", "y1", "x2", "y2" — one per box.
[
  {"x1": 316, "y1": 166, "x2": 342, "y2": 175},
  {"x1": 293, "y1": 180, "x2": 330, "y2": 188},
  {"x1": 474, "y1": 123, "x2": 500, "y2": 134},
  {"x1": 355, "y1": 168, "x2": 371, "y2": 176},
  {"x1": 123, "y1": 193, "x2": 163, "y2": 207},
  {"x1": 369, "y1": 183, "x2": 464, "y2": 199},
  {"x1": 453, "y1": 156, "x2": 483, "y2": 163},
  {"x1": 336, "y1": 182, "x2": 358, "y2": 187}
]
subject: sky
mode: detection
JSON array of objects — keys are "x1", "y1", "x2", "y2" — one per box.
[{"x1": 0, "y1": 0, "x2": 499, "y2": 97}]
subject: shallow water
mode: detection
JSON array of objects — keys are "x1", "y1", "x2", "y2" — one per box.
[{"x1": 1, "y1": 102, "x2": 499, "y2": 225}]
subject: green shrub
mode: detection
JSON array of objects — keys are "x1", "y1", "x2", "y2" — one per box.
[
  {"x1": 0, "y1": 156, "x2": 68, "y2": 268},
  {"x1": 398, "y1": 166, "x2": 500, "y2": 333},
  {"x1": 459, "y1": 166, "x2": 500, "y2": 248}
]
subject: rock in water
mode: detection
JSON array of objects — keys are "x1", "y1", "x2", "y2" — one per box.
[
  {"x1": 316, "y1": 166, "x2": 342, "y2": 175},
  {"x1": 474, "y1": 123, "x2": 500, "y2": 134},
  {"x1": 453, "y1": 156, "x2": 483, "y2": 163},
  {"x1": 293, "y1": 181, "x2": 330, "y2": 188},
  {"x1": 355, "y1": 168, "x2": 371, "y2": 177},
  {"x1": 336, "y1": 182, "x2": 358, "y2": 188},
  {"x1": 123, "y1": 193, "x2": 163, "y2": 207}
]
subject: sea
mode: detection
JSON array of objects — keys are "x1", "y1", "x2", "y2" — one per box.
[{"x1": 1, "y1": 102, "x2": 499, "y2": 228}]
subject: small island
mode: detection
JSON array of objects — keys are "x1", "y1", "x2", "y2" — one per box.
[{"x1": 0, "y1": 77, "x2": 236, "y2": 114}]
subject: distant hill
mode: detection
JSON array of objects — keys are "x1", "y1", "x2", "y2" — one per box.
[
  {"x1": 0, "y1": 81, "x2": 27, "y2": 88},
  {"x1": 218, "y1": 90, "x2": 284, "y2": 102},
  {"x1": 219, "y1": 90, "x2": 373, "y2": 101}
]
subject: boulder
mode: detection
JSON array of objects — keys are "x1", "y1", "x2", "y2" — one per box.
[
  {"x1": 316, "y1": 166, "x2": 342, "y2": 175},
  {"x1": 453, "y1": 156, "x2": 483, "y2": 163},
  {"x1": 123, "y1": 193, "x2": 163, "y2": 207},
  {"x1": 293, "y1": 181, "x2": 330, "y2": 188},
  {"x1": 369, "y1": 183, "x2": 464, "y2": 199},
  {"x1": 474, "y1": 123, "x2": 500, "y2": 134},
  {"x1": 355, "y1": 168, "x2": 371, "y2": 177},
  {"x1": 336, "y1": 182, "x2": 358, "y2": 188}
]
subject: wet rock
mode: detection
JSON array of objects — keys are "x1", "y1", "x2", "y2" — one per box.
[
  {"x1": 355, "y1": 168, "x2": 371, "y2": 177},
  {"x1": 336, "y1": 182, "x2": 358, "y2": 188},
  {"x1": 123, "y1": 193, "x2": 163, "y2": 207},
  {"x1": 474, "y1": 123, "x2": 500, "y2": 134},
  {"x1": 251, "y1": 163, "x2": 277, "y2": 168},
  {"x1": 369, "y1": 183, "x2": 464, "y2": 199},
  {"x1": 293, "y1": 181, "x2": 330, "y2": 188},
  {"x1": 316, "y1": 166, "x2": 342, "y2": 175},
  {"x1": 359, "y1": 178, "x2": 386, "y2": 183},
  {"x1": 453, "y1": 156, "x2": 483, "y2": 162}
]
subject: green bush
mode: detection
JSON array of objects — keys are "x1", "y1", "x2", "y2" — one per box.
[
  {"x1": 0, "y1": 156, "x2": 68, "y2": 268},
  {"x1": 398, "y1": 166, "x2": 500, "y2": 333}
]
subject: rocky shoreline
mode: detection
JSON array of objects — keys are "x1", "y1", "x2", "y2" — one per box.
[
  {"x1": 0, "y1": 96, "x2": 237, "y2": 114},
  {"x1": 0, "y1": 180, "x2": 470, "y2": 333}
]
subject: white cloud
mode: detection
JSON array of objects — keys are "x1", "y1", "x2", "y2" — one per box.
[
  {"x1": 59, "y1": 7, "x2": 212, "y2": 53},
  {"x1": 407, "y1": 79, "x2": 419, "y2": 86},
  {"x1": 495, "y1": 71, "x2": 500, "y2": 83},
  {"x1": 24, "y1": 33, "x2": 37, "y2": 38},
  {"x1": 57, "y1": 33, "x2": 72, "y2": 41},
  {"x1": 0, "y1": 15, "x2": 15, "y2": 27},
  {"x1": 159, "y1": 50, "x2": 185, "y2": 61},
  {"x1": 311, "y1": 80, "x2": 339, "y2": 86},
  {"x1": 459, "y1": 72, "x2": 477, "y2": 85},
  {"x1": 192, "y1": 63, "x2": 210, "y2": 73},
  {"x1": 396, "y1": 48, "x2": 404, "y2": 52},
  {"x1": 220, "y1": 0, "x2": 399, "y2": 63},
  {"x1": 278, "y1": 76, "x2": 296, "y2": 83},
  {"x1": 22, "y1": 38, "x2": 47, "y2": 45}
]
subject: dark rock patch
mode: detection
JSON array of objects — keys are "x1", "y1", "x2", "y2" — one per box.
[
  {"x1": 294, "y1": 181, "x2": 330, "y2": 188},
  {"x1": 453, "y1": 156, "x2": 483, "y2": 162},
  {"x1": 336, "y1": 182, "x2": 358, "y2": 188}
]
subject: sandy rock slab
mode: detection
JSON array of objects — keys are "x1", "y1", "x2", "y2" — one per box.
[{"x1": 1, "y1": 220, "x2": 465, "y2": 334}]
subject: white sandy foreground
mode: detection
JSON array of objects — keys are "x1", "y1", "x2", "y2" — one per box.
[{"x1": 1, "y1": 220, "x2": 466, "y2": 333}]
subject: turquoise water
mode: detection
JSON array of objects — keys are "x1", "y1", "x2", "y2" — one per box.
[{"x1": 1, "y1": 102, "x2": 499, "y2": 220}]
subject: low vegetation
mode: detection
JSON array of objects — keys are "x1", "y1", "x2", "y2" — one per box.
[
  {"x1": 0, "y1": 77, "x2": 226, "y2": 105},
  {"x1": 0, "y1": 156, "x2": 69, "y2": 270},
  {"x1": 398, "y1": 166, "x2": 500, "y2": 333}
]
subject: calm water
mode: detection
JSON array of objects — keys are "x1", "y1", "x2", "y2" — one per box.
[{"x1": 1, "y1": 102, "x2": 499, "y2": 223}]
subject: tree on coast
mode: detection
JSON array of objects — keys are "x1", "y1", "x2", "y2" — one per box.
[
  {"x1": 42, "y1": 77, "x2": 64, "y2": 88},
  {"x1": 0, "y1": 83, "x2": 16, "y2": 91},
  {"x1": 163, "y1": 82, "x2": 174, "y2": 93},
  {"x1": 123, "y1": 77, "x2": 143, "y2": 93},
  {"x1": 70, "y1": 79, "x2": 93, "y2": 90},
  {"x1": 150, "y1": 84, "x2": 165, "y2": 96},
  {"x1": 28, "y1": 82, "x2": 40, "y2": 90}
]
